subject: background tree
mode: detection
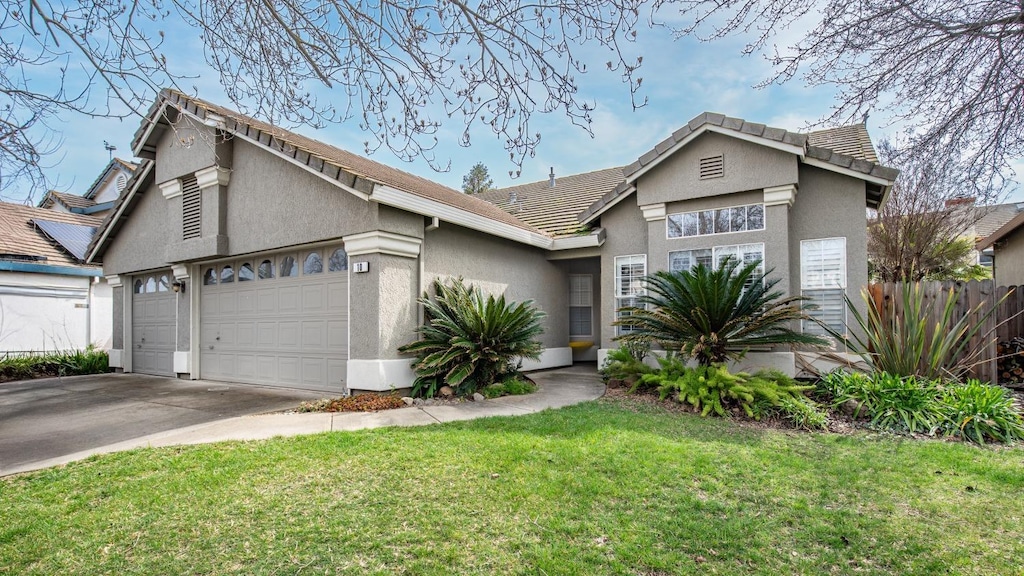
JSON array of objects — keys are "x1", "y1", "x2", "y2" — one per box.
[
  {"x1": 666, "y1": 0, "x2": 1023, "y2": 199},
  {"x1": 461, "y1": 162, "x2": 494, "y2": 195},
  {"x1": 0, "y1": 0, "x2": 648, "y2": 201},
  {"x1": 868, "y1": 141, "x2": 991, "y2": 282}
]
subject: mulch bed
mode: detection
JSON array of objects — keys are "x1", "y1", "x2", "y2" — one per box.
[{"x1": 298, "y1": 394, "x2": 407, "y2": 413}]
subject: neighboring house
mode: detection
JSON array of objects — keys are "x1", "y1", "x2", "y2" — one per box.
[
  {"x1": 87, "y1": 90, "x2": 897, "y2": 393},
  {"x1": 968, "y1": 201, "x2": 1024, "y2": 269},
  {"x1": 977, "y1": 211, "x2": 1024, "y2": 286},
  {"x1": 0, "y1": 204, "x2": 111, "y2": 353},
  {"x1": 38, "y1": 158, "x2": 138, "y2": 218}
]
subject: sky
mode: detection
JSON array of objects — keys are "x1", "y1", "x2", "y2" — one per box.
[{"x1": 21, "y1": 7, "x2": 1023, "y2": 205}]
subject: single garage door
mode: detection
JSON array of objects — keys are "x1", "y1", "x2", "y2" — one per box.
[
  {"x1": 131, "y1": 272, "x2": 176, "y2": 376},
  {"x1": 199, "y1": 245, "x2": 349, "y2": 392}
]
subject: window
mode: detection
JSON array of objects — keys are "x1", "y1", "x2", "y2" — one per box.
[
  {"x1": 145, "y1": 277, "x2": 157, "y2": 292},
  {"x1": 157, "y1": 275, "x2": 170, "y2": 292},
  {"x1": 203, "y1": 268, "x2": 217, "y2": 285},
  {"x1": 328, "y1": 248, "x2": 348, "y2": 272},
  {"x1": 569, "y1": 275, "x2": 593, "y2": 337},
  {"x1": 220, "y1": 265, "x2": 234, "y2": 283},
  {"x1": 714, "y1": 243, "x2": 765, "y2": 293},
  {"x1": 666, "y1": 203, "x2": 764, "y2": 238},
  {"x1": 238, "y1": 262, "x2": 254, "y2": 281},
  {"x1": 304, "y1": 252, "x2": 323, "y2": 274},
  {"x1": 668, "y1": 249, "x2": 712, "y2": 273},
  {"x1": 801, "y1": 238, "x2": 847, "y2": 336},
  {"x1": 134, "y1": 279, "x2": 144, "y2": 293},
  {"x1": 280, "y1": 255, "x2": 298, "y2": 278},
  {"x1": 258, "y1": 260, "x2": 275, "y2": 280},
  {"x1": 615, "y1": 255, "x2": 646, "y2": 335}
]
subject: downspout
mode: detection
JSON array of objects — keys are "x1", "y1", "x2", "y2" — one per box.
[{"x1": 85, "y1": 277, "x2": 93, "y2": 349}]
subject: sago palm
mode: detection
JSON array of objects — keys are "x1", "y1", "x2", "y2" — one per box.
[
  {"x1": 399, "y1": 277, "x2": 546, "y2": 397},
  {"x1": 615, "y1": 259, "x2": 829, "y2": 366}
]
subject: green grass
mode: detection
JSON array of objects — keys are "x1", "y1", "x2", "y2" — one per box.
[{"x1": 2, "y1": 398, "x2": 1023, "y2": 575}]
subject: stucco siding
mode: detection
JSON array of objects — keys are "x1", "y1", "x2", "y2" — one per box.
[
  {"x1": 102, "y1": 181, "x2": 173, "y2": 275},
  {"x1": 153, "y1": 122, "x2": 222, "y2": 184},
  {"x1": 112, "y1": 285, "x2": 124, "y2": 350},
  {"x1": 994, "y1": 227, "x2": 1024, "y2": 286},
  {"x1": 791, "y1": 165, "x2": 869, "y2": 318},
  {"x1": 636, "y1": 132, "x2": 798, "y2": 206},
  {"x1": 423, "y1": 223, "x2": 568, "y2": 349},
  {"x1": 599, "y1": 197, "x2": 649, "y2": 348},
  {"x1": 224, "y1": 139, "x2": 380, "y2": 256}
]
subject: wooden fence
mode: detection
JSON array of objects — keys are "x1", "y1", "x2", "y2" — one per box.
[{"x1": 867, "y1": 281, "x2": 1024, "y2": 384}]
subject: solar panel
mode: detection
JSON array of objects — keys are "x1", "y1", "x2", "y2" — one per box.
[{"x1": 32, "y1": 219, "x2": 98, "y2": 261}]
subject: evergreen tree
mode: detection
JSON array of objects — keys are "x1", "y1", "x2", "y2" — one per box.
[{"x1": 462, "y1": 162, "x2": 494, "y2": 195}]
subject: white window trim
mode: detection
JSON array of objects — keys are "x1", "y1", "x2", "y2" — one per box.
[
  {"x1": 667, "y1": 248, "x2": 713, "y2": 273},
  {"x1": 614, "y1": 254, "x2": 647, "y2": 336},
  {"x1": 800, "y1": 237, "x2": 848, "y2": 336},
  {"x1": 569, "y1": 274, "x2": 594, "y2": 338},
  {"x1": 666, "y1": 203, "x2": 766, "y2": 240}
]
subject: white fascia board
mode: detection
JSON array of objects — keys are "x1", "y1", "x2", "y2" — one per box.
[
  {"x1": 802, "y1": 157, "x2": 895, "y2": 187},
  {"x1": 550, "y1": 228, "x2": 606, "y2": 250},
  {"x1": 626, "y1": 125, "x2": 806, "y2": 185},
  {"x1": 580, "y1": 185, "x2": 636, "y2": 225},
  {"x1": 87, "y1": 161, "x2": 154, "y2": 263},
  {"x1": 370, "y1": 184, "x2": 553, "y2": 249}
]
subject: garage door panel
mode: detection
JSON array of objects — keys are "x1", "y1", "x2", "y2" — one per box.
[
  {"x1": 278, "y1": 286, "x2": 300, "y2": 312},
  {"x1": 200, "y1": 251, "x2": 348, "y2": 392},
  {"x1": 131, "y1": 274, "x2": 176, "y2": 377}
]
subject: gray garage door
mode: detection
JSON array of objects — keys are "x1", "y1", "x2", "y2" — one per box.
[
  {"x1": 199, "y1": 246, "x2": 349, "y2": 392},
  {"x1": 131, "y1": 272, "x2": 176, "y2": 376}
]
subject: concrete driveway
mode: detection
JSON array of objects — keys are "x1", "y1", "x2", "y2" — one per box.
[{"x1": 0, "y1": 374, "x2": 323, "y2": 475}]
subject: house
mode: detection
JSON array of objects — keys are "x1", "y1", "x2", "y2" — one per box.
[
  {"x1": 968, "y1": 201, "x2": 1024, "y2": 269},
  {"x1": 977, "y1": 210, "x2": 1024, "y2": 286},
  {"x1": 87, "y1": 90, "x2": 897, "y2": 393},
  {"x1": 38, "y1": 158, "x2": 138, "y2": 218},
  {"x1": 0, "y1": 203, "x2": 110, "y2": 353}
]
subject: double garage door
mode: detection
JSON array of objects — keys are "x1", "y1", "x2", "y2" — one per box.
[{"x1": 199, "y1": 246, "x2": 349, "y2": 392}]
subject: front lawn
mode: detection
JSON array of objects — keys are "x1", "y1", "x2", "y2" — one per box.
[{"x1": 2, "y1": 397, "x2": 1023, "y2": 575}]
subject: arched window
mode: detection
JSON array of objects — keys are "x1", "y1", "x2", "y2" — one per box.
[
  {"x1": 328, "y1": 248, "x2": 348, "y2": 272},
  {"x1": 220, "y1": 265, "x2": 234, "y2": 283},
  {"x1": 145, "y1": 277, "x2": 157, "y2": 292},
  {"x1": 157, "y1": 275, "x2": 170, "y2": 292},
  {"x1": 134, "y1": 279, "x2": 144, "y2": 293},
  {"x1": 238, "y1": 262, "x2": 254, "y2": 281},
  {"x1": 203, "y1": 268, "x2": 217, "y2": 285},
  {"x1": 258, "y1": 260, "x2": 274, "y2": 280},
  {"x1": 304, "y1": 251, "x2": 323, "y2": 274},
  {"x1": 280, "y1": 255, "x2": 298, "y2": 278}
]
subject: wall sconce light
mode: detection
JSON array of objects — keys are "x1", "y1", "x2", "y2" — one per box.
[{"x1": 172, "y1": 280, "x2": 186, "y2": 294}]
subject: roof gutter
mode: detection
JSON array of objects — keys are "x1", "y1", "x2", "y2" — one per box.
[{"x1": 0, "y1": 261, "x2": 103, "y2": 277}]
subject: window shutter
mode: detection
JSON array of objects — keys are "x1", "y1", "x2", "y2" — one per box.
[
  {"x1": 181, "y1": 175, "x2": 201, "y2": 240},
  {"x1": 699, "y1": 155, "x2": 725, "y2": 179}
]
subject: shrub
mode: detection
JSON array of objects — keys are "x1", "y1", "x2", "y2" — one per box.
[
  {"x1": 0, "y1": 347, "x2": 109, "y2": 382},
  {"x1": 599, "y1": 346, "x2": 653, "y2": 384},
  {"x1": 481, "y1": 375, "x2": 537, "y2": 398},
  {"x1": 831, "y1": 283, "x2": 1001, "y2": 380},
  {"x1": 644, "y1": 362, "x2": 819, "y2": 425},
  {"x1": 614, "y1": 259, "x2": 828, "y2": 366},
  {"x1": 942, "y1": 380, "x2": 1024, "y2": 444},
  {"x1": 398, "y1": 277, "x2": 545, "y2": 398},
  {"x1": 820, "y1": 371, "x2": 947, "y2": 436}
]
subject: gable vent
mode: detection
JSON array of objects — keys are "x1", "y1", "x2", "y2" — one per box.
[
  {"x1": 181, "y1": 175, "x2": 202, "y2": 240},
  {"x1": 699, "y1": 154, "x2": 725, "y2": 180}
]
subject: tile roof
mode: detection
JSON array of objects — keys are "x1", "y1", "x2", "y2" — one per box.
[
  {"x1": 83, "y1": 158, "x2": 138, "y2": 200},
  {"x1": 135, "y1": 90, "x2": 542, "y2": 236},
  {"x1": 478, "y1": 167, "x2": 625, "y2": 238},
  {"x1": 973, "y1": 202, "x2": 1023, "y2": 240},
  {"x1": 806, "y1": 125, "x2": 879, "y2": 163},
  {"x1": 977, "y1": 209, "x2": 1024, "y2": 251},
  {"x1": 0, "y1": 202, "x2": 103, "y2": 268},
  {"x1": 39, "y1": 190, "x2": 97, "y2": 211}
]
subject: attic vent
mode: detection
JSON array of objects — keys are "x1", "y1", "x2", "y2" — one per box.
[
  {"x1": 181, "y1": 175, "x2": 202, "y2": 240},
  {"x1": 115, "y1": 173, "x2": 128, "y2": 192},
  {"x1": 699, "y1": 155, "x2": 725, "y2": 180}
]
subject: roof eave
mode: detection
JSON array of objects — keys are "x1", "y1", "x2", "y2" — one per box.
[{"x1": 977, "y1": 211, "x2": 1024, "y2": 251}]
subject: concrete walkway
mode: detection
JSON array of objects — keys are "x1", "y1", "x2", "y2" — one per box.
[{"x1": 3, "y1": 365, "x2": 604, "y2": 476}]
